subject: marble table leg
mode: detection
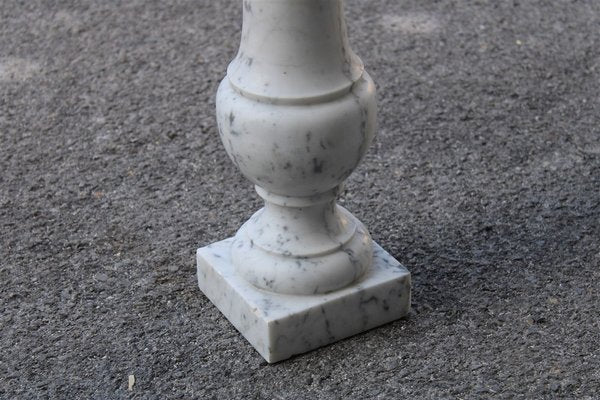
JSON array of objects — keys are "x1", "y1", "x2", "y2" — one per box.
[{"x1": 197, "y1": 0, "x2": 411, "y2": 363}]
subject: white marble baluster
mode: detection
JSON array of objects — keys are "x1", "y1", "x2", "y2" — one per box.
[{"x1": 197, "y1": 0, "x2": 411, "y2": 363}]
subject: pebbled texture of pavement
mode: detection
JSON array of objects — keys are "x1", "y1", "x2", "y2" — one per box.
[{"x1": 1, "y1": 0, "x2": 599, "y2": 398}]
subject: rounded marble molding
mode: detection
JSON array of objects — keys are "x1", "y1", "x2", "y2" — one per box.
[{"x1": 231, "y1": 204, "x2": 373, "y2": 295}]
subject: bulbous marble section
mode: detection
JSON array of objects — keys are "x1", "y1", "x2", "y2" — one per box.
[
  {"x1": 213, "y1": 0, "x2": 378, "y2": 296},
  {"x1": 216, "y1": 72, "x2": 376, "y2": 197}
]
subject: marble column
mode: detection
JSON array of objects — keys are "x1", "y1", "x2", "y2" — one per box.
[{"x1": 197, "y1": 0, "x2": 411, "y2": 363}]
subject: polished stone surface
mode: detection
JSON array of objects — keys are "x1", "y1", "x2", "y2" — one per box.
[
  {"x1": 197, "y1": 238, "x2": 410, "y2": 363},
  {"x1": 214, "y1": 0, "x2": 380, "y2": 300},
  {"x1": 199, "y1": 0, "x2": 409, "y2": 362}
]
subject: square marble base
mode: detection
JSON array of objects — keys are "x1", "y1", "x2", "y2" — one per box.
[{"x1": 196, "y1": 238, "x2": 411, "y2": 363}]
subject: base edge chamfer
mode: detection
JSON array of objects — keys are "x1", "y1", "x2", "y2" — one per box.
[{"x1": 197, "y1": 238, "x2": 411, "y2": 363}]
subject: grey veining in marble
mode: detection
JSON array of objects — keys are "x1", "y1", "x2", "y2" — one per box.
[
  {"x1": 196, "y1": 0, "x2": 412, "y2": 362},
  {"x1": 216, "y1": 0, "x2": 377, "y2": 296},
  {"x1": 197, "y1": 239, "x2": 410, "y2": 363}
]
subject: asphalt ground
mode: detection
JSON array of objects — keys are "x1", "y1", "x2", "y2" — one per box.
[{"x1": 1, "y1": 0, "x2": 599, "y2": 398}]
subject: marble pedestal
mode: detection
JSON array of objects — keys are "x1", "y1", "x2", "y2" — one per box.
[
  {"x1": 196, "y1": 0, "x2": 412, "y2": 363},
  {"x1": 197, "y1": 238, "x2": 410, "y2": 363}
]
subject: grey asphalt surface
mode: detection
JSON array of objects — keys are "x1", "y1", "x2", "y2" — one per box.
[{"x1": 1, "y1": 0, "x2": 599, "y2": 398}]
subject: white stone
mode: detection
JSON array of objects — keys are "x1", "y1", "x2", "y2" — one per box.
[
  {"x1": 197, "y1": 238, "x2": 410, "y2": 363},
  {"x1": 197, "y1": 0, "x2": 412, "y2": 362},
  {"x1": 216, "y1": 0, "x2": 377, "y2": 296}
]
